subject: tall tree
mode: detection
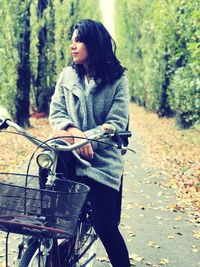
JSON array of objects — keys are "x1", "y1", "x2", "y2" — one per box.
[
  {"x1": 31, "y1": 0, "x2": 55, "y2": 114},
  {"x1": 15, "y1": 0, "x2": 31, "y2": 127},
  {"x1": 35, "y1": 0, "x2": 49, "y2": 113}
]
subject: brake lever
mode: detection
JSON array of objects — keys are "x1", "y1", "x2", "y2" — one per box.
[{"x1": 111, "y1": 131, "x2": 132, "y2": 149}]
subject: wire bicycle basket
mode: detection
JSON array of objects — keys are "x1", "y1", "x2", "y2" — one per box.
[{"x1": 0, "y1": 173, "x2": 90, "y2": 239}]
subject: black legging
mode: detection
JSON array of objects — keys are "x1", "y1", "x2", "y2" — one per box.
[
  {"x1": 79, "y1": 177, "x2": 130, "y2": 267},
  {"x1": 45, "y1": 151, "x2": 130, "y2": 266}
]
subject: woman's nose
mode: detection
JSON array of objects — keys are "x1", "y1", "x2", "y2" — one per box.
[{"x1": 70, "y1": 42, "x2": 77, "y2": 50}]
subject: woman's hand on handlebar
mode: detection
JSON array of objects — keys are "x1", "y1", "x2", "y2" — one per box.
[
  {"x1": 66, "y1": 127, "x2": 94, "y2": 160},
  {"x1": 49, "y1": 129, "x2": 74, "y2": 144}
]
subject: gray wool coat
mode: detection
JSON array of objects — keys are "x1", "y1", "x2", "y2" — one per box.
[{"x1": 49, "y1": 66, "x2": 129, "y2": 191}]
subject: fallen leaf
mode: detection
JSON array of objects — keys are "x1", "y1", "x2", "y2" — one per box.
[
  {"x1": 175, "y1": 216, "x2": 182, "y2": 221},
  {"x1": 155, "y1": 216, "x2": 163, "y2": 220},
  {"x1": 191, "y1": 245, "x2": 199, "y2": 253},
  {"x1": 192, "y1": 248, "x2": 199, "y2": 253},
  {"x1": 193, "y1": 230, "x2": 200, "y2": 240},
  {"x1": 128, "y1": 232, "x2": 136, "y2": 237},
  {"x1": 160, "y1": 258, "x2": 170, "y2": 265},
  {"x1": 129, "y1": 253, "x2": 144, "y2": 262},
  {"x1": 96, "y1": 256, "x2": 110, "y2": 262},
  {"x1": 176, "y1": 232, "x2": 183, "y2": 236},
  {"x1": 147, "y1": 240, "x2": 160, "y2": 248},
  {"x1": 124, "y1": 203, "x2": 133, "y2": 210},
  {"x1": 121, "y1": 213, "x2": 130, "y2": 219},
  {"x1": 127, "y1": 230, "x2": 136, "y2": 236},
  {"x1": 142, "y1": 194, "x2": 151, "y2": 199}
]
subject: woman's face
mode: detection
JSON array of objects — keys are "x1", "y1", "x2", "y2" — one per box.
[{"x1": 70, "y1": 29, "x2": 89, "y2": 67}]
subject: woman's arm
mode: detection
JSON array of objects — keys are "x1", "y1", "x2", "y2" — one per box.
[{"x1": 103, "y1": 76, "x2": 129, "y2": 130}]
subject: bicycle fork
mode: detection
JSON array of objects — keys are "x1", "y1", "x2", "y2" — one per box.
[{"x1": 18, "y1": 237, "x2": 53, "y2": 265}]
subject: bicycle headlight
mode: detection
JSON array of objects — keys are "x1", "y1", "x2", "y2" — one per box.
[{"x1": 36, "y1": 150, "x2": 54, "y2": 169}]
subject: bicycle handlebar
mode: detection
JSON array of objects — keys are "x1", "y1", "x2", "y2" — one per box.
[{"x1": 0, "y1": 115, "x2": 132, "y2": 151}]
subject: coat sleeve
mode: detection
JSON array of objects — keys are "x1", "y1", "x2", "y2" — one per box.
[
  {"x1": 104, "y1": 76, "x2": 129, "y2": 131},
  {"x1": 49, "y1": 70, "x2": 75, "y2": 130}
]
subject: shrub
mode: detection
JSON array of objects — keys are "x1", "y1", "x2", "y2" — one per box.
[{"x1": 168, "y1": 63, "x2": 200, "y2": 128}]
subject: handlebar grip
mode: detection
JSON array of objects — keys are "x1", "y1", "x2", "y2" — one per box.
[
  {"x1": 115, "y1": 130, "x2": 132, "y2": 138},
  {"x1": 0, "y1": 115, "x2": 10, "y2": 130},
  {"x1": 111, "y1": 130, "x2": 132, "y2": 152}
]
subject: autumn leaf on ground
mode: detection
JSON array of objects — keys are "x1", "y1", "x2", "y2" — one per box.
[
  {"x1": 124, "y1": 203, "x2": 133, "y2": 210},
  {"x1": 167, "y1": 234, "x2": 175, "y2": 239},
  {"x1": 122, "y1": 225, "x2": 132, "y2": 230},
  {"x1": 142, "y1": 194, "x2": 151, "y2": 199},
  {"x1": 145, "y1": 261, "x2": 159, "y2": 267},
  {"x1": 176, "y1": 232, "x2": 183, "y2": 236},
  {"x1": 127, "y1": 230, "x2": 136, "y2": 237},
  {"x1": 166, "y1": 203, "x2": 184, "y2": 212},
  {"x1": 193, "y1": 229, "x2": 200, "y2": 240},
  {"x1": 96, "y1": 256, "x2": 110, "y2": 262},
  {"x1": 155, "y1": 216, "x2": 163, "y2": 220},
  {"x1": 121, "y1": 212, "x2": 130, "y2": 219},
  {"x1": 129, "y1": 253, "x2": 144, "y2": 262},
  {"x1": 175, "y1": 216, "x2": 182, "y2": 221},
  {"x1": 146, "y1": 240, "x2": 160, "y2": 248},
  {"x1": 191, "y1": 245, "x2": 199, "y2": 253},
  {"x1": 121, "y1": 224, "x2": 136, "y2": 238},
  {"x1": 160, "y1": 258, "x2": 170, "y2": 265}
]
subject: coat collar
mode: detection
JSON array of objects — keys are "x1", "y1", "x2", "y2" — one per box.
[
  {"x1": 61, "y1": 67, "x2": 83, "y2": 90},
  {"x1": 61, "y1": 67, "x2": 100, "y2": 95}
]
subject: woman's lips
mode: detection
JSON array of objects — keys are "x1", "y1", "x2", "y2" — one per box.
[{"x1": 72, "y1": 52, "x2": 79, "y2": 57}]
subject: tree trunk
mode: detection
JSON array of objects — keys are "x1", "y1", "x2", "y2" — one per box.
[
  {"x1": 16, "y1": 2, "x2": 31, "y2": 127},
  {"x1": 35, "y1": 0, "x2": 55, "y2": 114}
]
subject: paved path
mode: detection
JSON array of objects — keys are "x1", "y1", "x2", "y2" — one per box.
[{"x1": 95, "y1": 131, "x2": 200, "y2": 267}]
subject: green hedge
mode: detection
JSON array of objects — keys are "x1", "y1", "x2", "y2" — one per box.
[
  {"x1": 0, "y1": 0, "x2": 19, "y2": 119},
  {"x1": 169, "y1": 64, "x2": 200, "y2": 128},
  {"x1": 116, "y1": 0, "x2": 200, "y2": 128}
]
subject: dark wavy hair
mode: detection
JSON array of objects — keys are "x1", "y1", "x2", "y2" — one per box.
[{"x1": 71, "y1": 19, "x2": 126, "y2": 88}]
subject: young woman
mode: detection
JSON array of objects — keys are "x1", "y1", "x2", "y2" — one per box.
[{"x1": 49, "y1": 19, "x2": 130, "y2": 267}]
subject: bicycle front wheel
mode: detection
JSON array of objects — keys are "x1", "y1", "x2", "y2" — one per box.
[
  {"x1": 71, "y1": 222, "x2": 98, "y2": 267},
  {"x1": 19, "y1": 241, "x2": 48, "y2": 267}
]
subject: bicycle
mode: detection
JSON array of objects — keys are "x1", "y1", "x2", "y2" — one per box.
[{"x1": 0, "y1": 115, "x2": 132, "y2": 267}]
